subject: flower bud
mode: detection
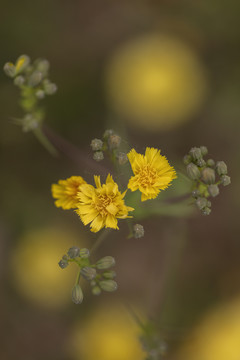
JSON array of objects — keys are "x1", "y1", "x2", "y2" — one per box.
[
  {"x1": 90, "y1": 138, "x2": 103, "y2": 151},
  {"x1": 117, "y1": 152, "x2": 128, "y2": 165},
  {"x1": 44, "y1": 82, "x2": 57, "y2": 95},
  {"x1": 196, "y1": 197, "x2": 208, "y2": 210},
  {"x1": 80, "y1": 267, "x2": 97, "y2": 281},
  {"x1": 67, "y1": 246, "x2": 80, "y2": 259},
  {"x1": 14, "y1": 75, "x2": 25, "y2": 86},
  {"x1": 15, "y1": 55, "x2": 30, "y2": 74},
  {"x1": 93, "y1": 151, "x2": 104, "y2": 161},
  {"x1": 96, "y1": 256, "x2": 115, "y2": 269},
  {"x1": 192, "y1": 189, "x2": 200, "y2": 198},
  {"x1": 58, "y1": 258, "x2": 68, "y2": 269},
  {"x1": 183, "y1": 154, "x2": 192, "y2": 165},
  {"x1": 207, "y1": 159, "x2": 215, "y2": 167},
  {"x1": 133, "y1": 224, "x2": 144, "y2": 238},
  {"x1": 72, "y1": 284, "x2": 83, "y2": 304},
  {"x1": 103, "y1": 270, "x2": 116, "y2": 279},
  {"x1": 92, "y1": 286, "x2": 101, "y2": 296},
  {"x1": 216, "y1": 161, "x2": 228, "y2": 176},
  {"x1": 22, "y1": 114, "x2": 39, "y2": 132},
  {"x1": 202, "y1": 207, "x2": 211, "y2": 215},
  {"x1": 108, "y1": 134, "x2": 121, "y2": 149},
  {"x1": 103, "y1": 129, "x2": 114, "y2": 139},
  {"x1": 79, "y1": 248, "x2": 90, "y2": 258},
  {"x1": 90, "y1": 280, "x2": 96, "y2": 287},
  {"x1": 3, "y1": 62, "x2": 16, "y2": 77},
  {"x1": 35, "y1": 59, "x2": 50, "y2": 75},
  {"x1": 200, "y1": 146, "x2": 208, "y2": 156},
  {"x1": 196, "y1": 159, "x2": 206, "y2": 167},
  {"x1": 28, "y1": 71, "x2": 43, "y2": 87},
  {"x1": 208, "y1": 184, "x2": 219, "y2": 197},
  {"x1": 35, "y1": 90, "x2": 45, "y2": 99},
  {"x1": 221, "y1": 175, "x2": 231, "y2": 186},
  {"x1": 187, "y1": 163, "x2": 200, "y2": 180},
  {"x1": 201, "y1": 167, "x2": 216, "y2": 184},
  {"x1": 189, "y1": 147, "x2": 202, "y2": 161},
  {"x1": 99, "y1": 280, "x2": 118, "y2": 292}
]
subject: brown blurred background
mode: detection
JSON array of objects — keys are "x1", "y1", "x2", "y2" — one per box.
[{"x1": 1, "y1": 1, "x2": 240, "y2": 359}]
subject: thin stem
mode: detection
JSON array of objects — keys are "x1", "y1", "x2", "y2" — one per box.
[
  {"x1": 33, "y1": 126, "x2": 59, "y2": 157},
  {"x1": 75, "y1": 268, "x2": 81, "y2": 286}
]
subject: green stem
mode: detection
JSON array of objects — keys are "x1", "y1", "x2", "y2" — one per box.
[
  {"x1": 75, "y1": 268, "x2": 81, "y2": 286},
  {"x1": 33, "y1": 126, "x2": 59, "y2": 157}
]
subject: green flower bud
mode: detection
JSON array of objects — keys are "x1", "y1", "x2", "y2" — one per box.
[
  {"x1": 28, "y1": 71, "x2": 43, "y2": 87},
  {"x1": 93, "y1": 151, "x2": 104, "y2": 161},
  {"x1": 35, "y1": 59, "x2": 50, "y2": 75},
  {"x1": 67, "y1": 246, "x2": 80, "y2": 259},
  {"x1": 196, "y1": 197, "x2": 208, "y2": 210},
  {"x1": 102, "y1": 270, "x2": 116, "y2": 279},
  {"x1": 3, "y1": 62, "x2": 16, "y2": 77},
  {"x1": 44, "y1": 82, "x2": 57, "y2": 95},
  {"x1": 202, "y1": 207, "x2": 211, "y2": 215},
  {"x1": 90, "y1": 138, "x2": 103, "y2": 151},
  {"x1": 207, "y1": 200, "x2": 212, "y2": 207},
  {"x1": 216, "y1": 161, "x2": 228, "y2": 176},
  {"x1": 133, "y1": 224, "x2": 144, "y2": 239},
  {"x1": 72, "y1": 284, "x2": 83, "y2": 304},
  {"x1": 208, "y1": 184, "x2": 219, "y2": 197},
  {"x1": 201, "y1": 167, "x2": 216, "y2": 184},
  {"x1": 221, "y1": 175, "x2": 231, "y2": 186},
  {"x1": 117, "y1": 152, "x2": 128, "y2": 165},
  {"x1": 92, "y1": 286, "x2": 101, "y2": 296},
  {"x1": 103, "y1": 129, "x2": 114, "y2": 139},
  {"x1": 22, "y1": 114, "x2": 39, "y2": 132},
  {"x1": 90, "y1": 280, "x2": 97, "y2": 287},
  {"x1": 187, "y1": 163, "x2": 201, "y2": 180},
  {"x1": 14, "y1": 75, "x2": 25, "y2": 86},
  {"x1": 189, "y1": 147, "x2": 202, "y2": 161},
  {"x1": 192, "y1": 189, "x2": 200, "y2": 198},
  {"x1": 200, "y1": 146, "x2": 208, "y2": 156},
  {"x1": 183, "y1": 154, "x2": 192, "y2": 165},
  {"x1": 35, "y1": 90, "x2": 45, "y2": 99},
  {"x1": 15, "y1": 55, "x2": 30, "y2": 74},
  {"x1": 207, "y1": 159, "x2": 215, "y2": 167},
  {"x1": 96, "y1": 256, "x2": 115, "y2": 269},
  {"x1": 108, "y1": 134, "x2": 121, "y2": 149},
  {"x1": 196, "y1": 159, "x2": 206, "y2": 167},
  {"x1": 79, "y1": 248, "x2": 90, "y2": 258},
  {"x1": 58, "y1": 258, "x2": 68, "y2": 269},
  {"x1": 99, "y1": 280, "x2": 118, "y2": 292},
  {"x1": 80, "y1": 267, "x2": 97, "y2": 281}
]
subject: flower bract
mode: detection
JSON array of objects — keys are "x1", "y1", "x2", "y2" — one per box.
[
  {"x1": 51, "y1": 176, "x2": 86, "y2": 210},
  {"x1": 76, "y1": 174, "x2": 134, "y2": 232},
  {"x1": 127, "y1": 147, "x2": 177, "y2": 201}
]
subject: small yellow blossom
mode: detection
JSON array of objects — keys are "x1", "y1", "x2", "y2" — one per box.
[
  {"x1": 76, "y1": 174, "x2": 134, "y2": 232},
  {"x1": 51, "y1": 176, "x2": 86, "y2": 210},
  {"x1": 127, "y1": 147, "x2": 177, "y2": 201}
]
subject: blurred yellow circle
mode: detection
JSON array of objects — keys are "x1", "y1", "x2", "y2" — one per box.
[
  {"x1": 105, "y1": 34, "x2": 208, "y2": 131},
  {"x1": 177, "y1": 297, "x2": 240, "y2": 360},
  {"x1": 70, "y1": 303, "x2": 146, "y2": 360},
  {"x1": 11, "y1": 227, "x2": 83, "y2": 308}
]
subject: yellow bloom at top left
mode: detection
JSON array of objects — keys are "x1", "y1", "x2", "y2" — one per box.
[{"x1": 51, "y1": 176, "x2": 86, "y2": 210}]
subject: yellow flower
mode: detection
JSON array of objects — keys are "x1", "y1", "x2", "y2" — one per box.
[
  {"x1": 51, "y1": 176, "x2": 86, "y2": 210},
  {"x1": 76, "y1": 174, "x2": 134, "y2": 232},
  {"x1": 127, "y1": 147, "x2": 177, "y2": 201}
]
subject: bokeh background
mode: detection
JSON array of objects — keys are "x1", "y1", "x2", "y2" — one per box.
[{"x1": 1, "y1": 1, "x2": 240, "y2": 359}]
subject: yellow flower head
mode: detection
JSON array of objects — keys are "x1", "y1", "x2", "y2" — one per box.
[
  {"x1": 127, "y1": 147, "x2": 177, "y2": 201},
  {"x1": 76, "y1": 174, "x2": 134, "y2": 232},
  {"x1": 51, "y1": 176, "x2": 86, "y2": 210}
]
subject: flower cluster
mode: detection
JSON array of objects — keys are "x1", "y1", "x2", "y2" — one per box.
[
  {"x1": 59, "y1": 246, "x2": 117, "y2": 304},
  {"x1": 184, "y1": 146, "x2": 231, "y2": 215},
  {"x1": 51, "y1": 146, "x2": 177, "y2": 232},
  {"x1": 3, "y1": 54, "x2": 57, "y2": 132}
]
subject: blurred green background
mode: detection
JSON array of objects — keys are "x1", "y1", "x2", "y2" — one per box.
[{"x1": 1, "y1": 1, "x2": 240, "y2": 359}]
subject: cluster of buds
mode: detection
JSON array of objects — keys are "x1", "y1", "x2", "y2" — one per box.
[
  {"x1": 90, "y1": 129, "x2": 128, "y2": 165},
  {"x1": 184, "y1": 146, "x2": 231, "y2": 215},
  {"x1": 3, "y1": 54, "x2": 57, "y2": 132},
  {"x1": 59, "y1": 246, "x2": 117, "y2": 304}
]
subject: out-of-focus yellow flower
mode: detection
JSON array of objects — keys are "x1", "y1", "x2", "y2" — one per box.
[
  {"x1": 11, "y1": 227, "x2": 82, "y2": 308},
  {"x1": 69, "y1": 304, "x2": 146, "y2": 360},
  {"x1": 51, "y1": 176, "x2": 86, "y2": 210},
  {"x1": 127, "y1": 147, "x2": 177, "y2": 201},
  {"x1": 105, "y1": 34, "x2": 208, "y2": 131},
  {"x1": 176, "y1": 297, "x2": 240, "y2": 360},
  {"x1": 76, "y1": 174, "x2": 134, "y2": 232}
]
